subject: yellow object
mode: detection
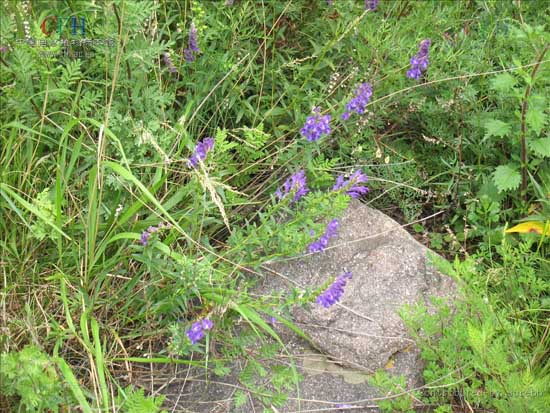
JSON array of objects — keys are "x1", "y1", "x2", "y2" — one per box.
[{"x1": 505, "y1": 221, "x2": 550, "y2": 236}]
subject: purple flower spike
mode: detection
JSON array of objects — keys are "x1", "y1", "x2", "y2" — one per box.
[
  {"x1": 188, "y1": 137, "x2": 214, "y2": 168},
  {"x1": 325, "y1": 219, "x2": 340, "y2": 237},
  {"x1": 300, "y1": 107, "x2": 332, "y2": 142},
  {"x1": 188, "y1": 23, "x2": 199, "y2": 52},
  {"x1": 407, "y1": 39, "x2": 431, "y2": 80},
  {"x1": 186, "y1": 318, "x2": 213, "y2": 344},
  {"x1": 184, "y1": 48, "x2": 195, "y2": 63},
  {"x1": 163, "y1": 52, "x2": 178, "y2": 73},
  {"x1": 365, "y1": 0, "x2": 379, "y2": 10},
  {"x1": 308, "y1": 219, "x2": 340, "y2": 253},
  {"x1": 276, "y1": 170, "x2": 309, "y2": 202},
  {"x1": 332, "y1": 170, "x2": 369, "y2": 198},
  {"x1": 184, "y1": 22, "x2": 200, "y2": 62},
  {"x1": 316, "y1": 272, "x2": 352, "y2": 308},
  {"x1": 341, "y1": 83, "x2": 373, "y2": 120}
]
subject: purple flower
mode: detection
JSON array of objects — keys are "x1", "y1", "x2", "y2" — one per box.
[
  {"x1": 184, "y1": 22, "x2": 200, "y2": 62},
  {"x1": 332, "y1": 170, "x2": 369, "y2": 198},
  {"x1": 316, "y1": 272, "x2": 352, "y2": 308},
  {"x1": 341, "y1": 83, "x2": 373, "y2": 120},
  {"x1": 0, "y1": 45, "x2": 7, "y2": 53},
  {"x1": 184, "y1": 48, "x2": 195, "y2": 63},
  {"x1": 365, "y1": 0, "x2": 379, "y2": 10},
  {"x1": 308, "y1": 219, "x2": 340, "y2": 253},
  {"x1": 188, "y1": 22, "x2": 199, "y2": 52},
  {"x1": 158, "y1": 222, "x2": 172, "y2": 230},
  {"x1": 162, "y1": 52, "x2": 178, "y2": 73},
  {"x1": 276, "y1": 170, "x2": 309, "y2": 202},
  {"x1": 300, "y1": 107, "x2": 332, "y2": 142},
  {"x1": 186, "y1": 318, "x2": 214, "y2": 344},
  {"x1": 407, "y1": 38, "x2": 431, "y2": 80},
  {"x1": 327, "y1": 0, "x2": 334, "y2": 5},
  {"x1": 139, "y1": 222, "x2": 172, "y2": 246},
  {"x1": 188, "y1": 137, "x2": 214, "y2": 168},
  {"x1": 140, "y1": 231, "x2": 151, "y2": 246},
  {"x1": 225, "y1": 0, "x2": 235, "y2": 5}
]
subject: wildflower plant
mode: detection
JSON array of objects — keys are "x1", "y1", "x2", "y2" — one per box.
[
  {"x1": 365, "y1": 0, "x2": 379, "y2": 11},
  {"x1": 316, "y1": 272, "x2": 352, "y2": 308},
  {"x1": 139, "y1": 222, "x2": 172, "y2": 246},
  {"x1": 162, "y1": 52, "x2": 178, "y2": 73},
  {"x1": 184, "y1": 22, "x2": 200, "y2": 62},
  {"x1": 300, "y1": 107, "x2": 332, "y2": 142},
  {"x1": 229, "y1": 181, "x2": 351, "y2": 261},
  {"x1": 188, "y1": 137, "x2": 214, "y2": 168},
  {"x1": 406, "y1": 38, "x2": 431, "y2": 80},
  {"x1": 332, "y1": 170, "x2": 369, "y2": 198},
  {"x1": 186, "y1": 319, "x2": 214, "y2": 345},
  {"x1": 308, "y1": 219, "x2": 340, "y2": 253},
  {"x1": 275, "y1": 170, "x2": 309, "y2": 202},
  {"x1": 341, "y1": 83, "x2": 373, "y2": 120}
]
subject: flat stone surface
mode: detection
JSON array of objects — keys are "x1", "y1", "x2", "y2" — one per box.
[
  {"x1": 158, "y1": 338, "x2": 421, "y2": 412},
  {"x1": 160, "y1": 200, "x2": 456, "y2": 412}
]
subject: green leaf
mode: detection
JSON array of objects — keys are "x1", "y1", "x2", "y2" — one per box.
[
  {"x1": 91, "y1": 318, "x2": 109, "y2": 412},
  {"x1": 120, "y1": 386, "x2": 165, "y2": 413},
  {"x1": 529, "y1": 138, "x2": 550, "y2": 158},
  {"x1": 526, "y1": 108, "x2": 546, "y2": 136},
  {"x1": 490, "y1": 73, "x2": 517, "y2": 92},
  {"x1": 493, "y1": 164, "x2": 521, "y2": 193},
  {"x1": 56, "y1": 358, "x2": 93, "y2": 413},
  {"x1": 0, "y1": 183, "x2": 71, "y2": 240},
  {"x1": 483, "y1": 119, "x2": 511, "y2": 139},
  {"x1": 234, "y1": 390, "x2": 247, "y2": 408}
]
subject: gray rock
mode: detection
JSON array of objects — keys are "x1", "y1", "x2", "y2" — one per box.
[
  {"x1": 160, "y1": 200, "x2": 456, "y2": 412},
  {"x1": 259, "y1": 199, "x2": 456, "y2": 377}
]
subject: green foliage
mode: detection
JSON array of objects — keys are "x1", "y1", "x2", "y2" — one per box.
[
  {"x1": 1, "y1": 1, "x2": 549, "y2": 412},
  {"x1": 0, "y1": 346, "x2": 70, "y2": 412},
  {"x1": 368, "y1": 370, "x2": 418, "y2": 412},
  {"x1": 118, "y1": 387, "x2": 166, "y2": 413},
  {"x1": 483, "y1": 118, "x2": 512, "y2": 139},
  {"x1": 228, "y1": 187, "x2": 350, "y2": 263},
  {"x1": 529, "y1": 138, "x2": 550, "y2": 158},
  {"x1": 493, "y1": 164, "x2": 522, "y2": 193},
  {"x1": 0, "y1": 346, "x2": 167, "y2": 412},
  {"x1": 28, "y1": 188, "x2": 61, "y2": 241},
  {"x1": 401, "y1": 246, "x2": 550, "y2": 413},
  {"x1": 235, "y1": 342, "x2": 302, "y2": 411}
]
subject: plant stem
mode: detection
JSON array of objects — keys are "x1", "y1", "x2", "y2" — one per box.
[{"x1": 520, "y1": 44, "x2": 549, "y2": 199}]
